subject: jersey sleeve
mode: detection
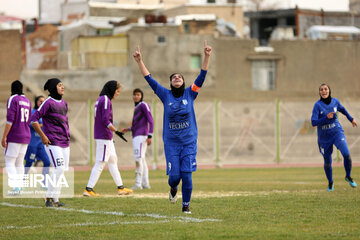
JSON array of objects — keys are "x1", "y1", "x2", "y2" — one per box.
[
  {"x1": 101, "y1": 97, "x2": 113, "y2": 128},
  {"x1": 337, "y1": 99, "x2": 354, "y2": 123},
  {"x1": 143, "y1": 103, "x2": 154, "y2": 135},
  {"x1": 190, "y1": 69, "x2": 207, "y2": 99},
  {"x1": 144, "y1": 74, "x2": 167, "y2": 102},
  {"x1": 311, "y1": 102, "x2": 331, "y2": 127},
  {"x1": 6, "y1": 97, "x2": 17, "y2": 124},
  {"x1": 31, "y1": 101, "x2": 49, "y2": 123}
]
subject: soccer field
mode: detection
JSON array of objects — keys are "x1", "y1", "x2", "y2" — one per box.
[{"x1": 1, "y1": 167, "x2": 359, "y2": 240}]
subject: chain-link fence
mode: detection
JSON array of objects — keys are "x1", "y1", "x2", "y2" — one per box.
[{"x1": 1, "y1": 99, "x2": 359, "y2": 168}]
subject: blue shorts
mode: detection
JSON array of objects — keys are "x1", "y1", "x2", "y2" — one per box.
[
  {"x1": 318, "y1": 131, "x2": 350, "y2": 160},
  {"x1": 25, "y1": 143, "x2": 50, "y2": 165},
  {"x1": 164, "y1": 140, "x2": 197, "y2": 176}
]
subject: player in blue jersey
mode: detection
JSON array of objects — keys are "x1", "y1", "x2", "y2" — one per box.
[
  {"x1": 24, "y1": 96, "x2": 50, "y2": 181},
  {"x1": 133, "y1": 40, "x2": 212, "y2": 213},
  {"x1": 311, "y1": 83, "x2": 357, "y2": 191},
  {"x1": 122, "y1": 88, "x2": 154, "y2": 190}
]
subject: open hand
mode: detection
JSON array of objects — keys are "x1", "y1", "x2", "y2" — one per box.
[{"x1": 352, "y1": 119, "x2": 357, "y2": 127}]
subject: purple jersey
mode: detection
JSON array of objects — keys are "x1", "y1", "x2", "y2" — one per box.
[
  {"x1": 31, "y1": 97, "x2": 70, "y2": 147},
  {"x1": 94, "y1": 95, "x2": 113, "y2": 140},
  {"x1": 131, "y1": 102, "x2": 154, "y2": 138},
  {"x1": 6, "y1": 94, "x2": 31, "y2": 144}
]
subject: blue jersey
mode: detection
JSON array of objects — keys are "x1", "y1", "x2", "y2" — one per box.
[
  {"x1": 311, "y1": 98, "x2": 353, "y2": 142},
  {"x1": 145, "y1": 70, "x2": 207, "y2": 145},
  {"x1": 29, "y1": 108, "x2": 43, "y2": 146}
]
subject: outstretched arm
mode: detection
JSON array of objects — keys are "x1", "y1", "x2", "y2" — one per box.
[
  {"x1": 202, "y1": 40, "x2": 212, "y2": 71},
  {"x1": 133, "y1": 46, "x2": 150, "y2": 77}
]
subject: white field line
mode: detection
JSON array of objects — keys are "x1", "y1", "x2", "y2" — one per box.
[
  {"x1": 1, "y1": 220, "x2": 171, "y2": 230},
  {"x1": 0, "y1": 202, "x2": 221, "y2": 225},
  {"x1": 76, "y1": 189, "x2": 319, "y2": 199}
]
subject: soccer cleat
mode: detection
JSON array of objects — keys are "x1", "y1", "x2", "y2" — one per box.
[
  {"x1": 83, "y1": 188, "x2": 100, "y2": 197},
  {"x1": 118, "y1": 187, "x2": 133, "y2": 195},
  {"x1": 54, "y1": 201, "x2": 66, "y2": 207},
  {"x1": 169, "y1": 188, "x2": 178, "y2": 204},
  {"x1": 328, "y1": 182, "x2": 334, "y2": 192},
  {"x1": 345, "y1": 176, "x2": 357, "y2": 188},
  {"x1": 45, "y1": 198, "x2": 54, "y2": 207},
  {"x1": 182, "y1": 206, "x2": 191, "y2": 214},
  {"x1": 142, "y1": 185, "x2": 151, "y2": 189},
  {"x1": 130, "y1": 185, "x2": 143, "y2": 190}
]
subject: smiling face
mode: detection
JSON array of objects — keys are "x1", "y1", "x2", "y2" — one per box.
[
  {"x1": 170, "y1": 73, "x2": 184, "y2": 88},
  {"x1": 319, "y1": 84, "x2": 330, "y2": 99},
  {"x1": 57, "y1": 82, "x2": 65, "y2": 96}
]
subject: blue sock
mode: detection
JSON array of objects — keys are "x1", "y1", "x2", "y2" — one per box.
[
  {"x1": 344, "y1": 155, "x2": 352, "y2": 177},
  {"x1": 24, "y1": 160, "x2": 34, "y2": 174},
  {"x1": 180, "y1": 172, "x2": 192, "y2": 207},
  {"x1": 168, "y1": 175, "x2": 180, "y2": 191},
  {"x1": 324, "y1": 156, "x2": 333, "y2": 183}
]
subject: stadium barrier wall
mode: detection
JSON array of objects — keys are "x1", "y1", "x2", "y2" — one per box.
[{"x1": 0, "y1": 99, "x2": 359, "y2": 168}]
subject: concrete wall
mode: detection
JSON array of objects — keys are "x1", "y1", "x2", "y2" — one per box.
[
  {"x1": 0, "y1": 30, "x2": 22, "y2": 83},
  {"x1": 128, "y1": 25, "x2": 216, "y2": 92}
]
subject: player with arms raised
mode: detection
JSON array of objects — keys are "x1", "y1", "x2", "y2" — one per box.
[{"x1": 133, "y1": 40, "x2": 212, "y2": 213}]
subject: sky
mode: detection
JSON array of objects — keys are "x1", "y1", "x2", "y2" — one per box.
[{"x1": 0, "y1": 0, "x2": 350, "y2": 20}]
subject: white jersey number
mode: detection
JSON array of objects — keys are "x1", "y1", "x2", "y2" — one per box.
[{"x1": 20, "y1": 108, "x2": 29, "y2": 122}]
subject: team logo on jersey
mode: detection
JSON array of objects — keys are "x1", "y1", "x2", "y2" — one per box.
[
  {"x1": 182, "y1": 99, "x2": 188, "y2": 105},
  {"x1": 168, "y1": 102, "x2": 173, "y2": 106},
  {"x1": 333, "y1": 107, "x2": 337, "y2": 112}
]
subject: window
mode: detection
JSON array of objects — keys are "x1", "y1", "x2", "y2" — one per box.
[
  {"x1": 190, "y1": 54, "x2": 201, "y2": 69},
  {"x1": 157, "y1": 35, "x2": 166, "y2": 45},
  {"x1": 251, "y1": 60, "x2": 276, "y2": 90},
  {"x1": 183, "y1": 22, "x2": 190, "y2": 33}
]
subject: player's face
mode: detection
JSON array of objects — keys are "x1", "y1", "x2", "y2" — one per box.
[
  {"x1": 113, "y1": 87, "x2": 120, "y2": 99},
  {"x1": 171, "y1": 74, "x2": 184, "y2": 88},
  {"x1": 36, "y1": 97, "x2": 45, "y2": 108},
  {"x1": 319, "y1": 85, "x2": 329, "y2": 99},
  {"x1": 57, "y1": 82, "x2": 65, "y2": 96},
  {"x1": 133, "y1": 92, "x2": 142, "y2": 103}
]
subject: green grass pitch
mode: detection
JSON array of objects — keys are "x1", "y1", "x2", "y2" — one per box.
[{"x1": 1, "y1": 167, "x2": 359, "y2": 239}]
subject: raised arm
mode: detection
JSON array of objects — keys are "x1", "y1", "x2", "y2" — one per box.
[
  {"x1": 133, "y1": 46, "x2": 150, "y2": 77},
  {"x1": 202, "y1": 40, "x2": 212, "y2": 71}
]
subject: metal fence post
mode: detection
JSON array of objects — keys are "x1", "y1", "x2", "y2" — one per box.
[
  {"x1": 152, "y1": 99, "x2": 158, "y2": 170},
  {"x1": 214, "y1": 99, "x2": 220, "y2": 167},
  {"x1": 276, "y1": 98, "x2": 280, "y2": 163},
  {"x1": 88, "y1": 99, "x2": 93, "y2": 166}
]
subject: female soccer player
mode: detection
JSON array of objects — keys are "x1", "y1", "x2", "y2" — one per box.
[
  {"x1": 83, "y1": 80, "x2": 133, "y2": 197},
  {"x1": 2, "y1": 80, "x2": 31, "y2": 193},
  {"x1": 133, "y1": 40, "x2": 212, "y2": 213},
  {"x1": 121, "y1": 88, "x2": 154, "y2": 190},
  {"x1": 31, "y1": 78, "x2": 70, "y2": 207},
  {"x1": 311, "y1": 83, "x2": 357, "y2": 191},
  {"x1": 24, "y1": 96, "x2": 50, "y2": 180}
]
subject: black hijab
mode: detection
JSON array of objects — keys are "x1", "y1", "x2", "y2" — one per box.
[
  {"x1": 169, "y1": 73, "x2": 185, "y2": 98},
  {"x1": 319, "y1": 84, "x2": 332, "y2": 105},
  {"x1": 100, "y1": 80, "x2": 118, "y2": 100},
  {"x1": 11, "y1": 80, "x2": 23, "y2": 95},
  {"x1": 44, "y1": 78, "x2": 62, "y2": 100}
]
